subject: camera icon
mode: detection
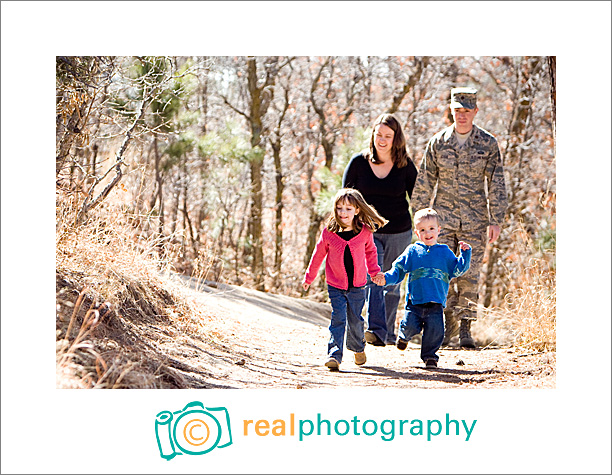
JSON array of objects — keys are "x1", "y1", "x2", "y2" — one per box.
[{"x1": 155, "y1": 401, "x2": 232, "y2": 460}]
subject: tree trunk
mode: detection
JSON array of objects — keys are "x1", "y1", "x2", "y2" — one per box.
[
  {"x1": 199, "y1": 57, "x2": 209, "y2": 134},
  {"x1": 182, "y1": 187, "x2": 199, "y2": 260},
  {"x1": 244, "y1": 56, "x2": 281, "y2": 291},
  {"x1": 169, "y1": 181, "x2": 180, "y2": 237},
  {"x1": 547, "y1": 56, "x2": 556, "y2": 154},
  {"x1": 56, "y1": 92, "x2": 90, "y2": 176},
  {"x1": 153, "y1": 137, "x2": 165, "y2": 257},
  {"x1": 248, "y1": 149, "x2": 265, "y2": 290},
  {"x1": 304, "y1": 211, "x2": 323, "y2": 271},
  {"x1": 271, "y1": 87, "x2": 290, "y2": 280},
  {"x1": 321, "y1": 136, "x2": 334, "y2": 169},
  {"x1": 301, "y1": 156, "x2": 322, "y2": 295},
  {"x1": 272, "y1": 141, "x2": 284, "y2": 277}
]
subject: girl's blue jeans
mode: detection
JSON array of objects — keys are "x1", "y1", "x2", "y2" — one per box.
[
  {"x1": 327, "y1": 285, "x2": 366, "y2": 363},
  {"x1": 398, "y1": 301, "x2": 444, "y2": 362}
]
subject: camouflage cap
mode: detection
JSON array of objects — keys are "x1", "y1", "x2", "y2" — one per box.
[{"x1": 450, "y1": 87, "x2": 478, "y2": 109}]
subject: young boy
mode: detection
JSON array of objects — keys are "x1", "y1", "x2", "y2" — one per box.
[{"x1": 372, "y1": 208, "x2": 471, "y2": 368}]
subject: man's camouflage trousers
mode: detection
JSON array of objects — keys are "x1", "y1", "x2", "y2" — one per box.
[{"x1": 437, "y1": 226, "x2": 488, "y2": 331}]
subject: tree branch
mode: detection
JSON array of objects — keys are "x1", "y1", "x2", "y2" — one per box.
[
  {"x1": 76, "y1": 92, "x2": 150, "y2": 224},
  {"x1": 221, "y1": 94, "x2": 249, "y2": 120}
]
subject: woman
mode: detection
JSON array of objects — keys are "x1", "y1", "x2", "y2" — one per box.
[{"x1": 342, "y1": 113, "x2": 418, "y2": 346}]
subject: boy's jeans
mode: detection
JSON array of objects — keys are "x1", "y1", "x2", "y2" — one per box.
[
  {"x1": 366, "y1": 229, "x2": 413, "y2": 344},
  {"x1": 398, "y1": 301, "x2": 444, "y2": 362},
  {"x1": 327, "y1": 285, "x2": 366, "y2": 363}
]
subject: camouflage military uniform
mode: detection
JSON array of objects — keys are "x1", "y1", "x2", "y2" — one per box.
[{"x1": 412, "y1": 119, "x2": 508, "y2": 345}]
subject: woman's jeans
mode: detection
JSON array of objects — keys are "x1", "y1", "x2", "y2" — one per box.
[
  {"x1": 327, "y1": 285, "x2": 366, "y2": 363},
  {"x1": 366, "y1": 229, "x2": 412, "y2": 344},
  {"x1": 398, "y1": 301, "x2": 444, "y2": 362}
]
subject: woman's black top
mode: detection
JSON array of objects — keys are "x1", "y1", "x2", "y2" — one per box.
[{"x1": 342, "y1": 152, "x2": 418, "y2": 234}]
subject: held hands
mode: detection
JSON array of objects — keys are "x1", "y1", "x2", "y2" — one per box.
[
  {"x1": 458, "y1": 241, "x2": 471, "y2": 251},
  {"x1": 371, "y1": 273, "x2": 386, "y2": 286}
]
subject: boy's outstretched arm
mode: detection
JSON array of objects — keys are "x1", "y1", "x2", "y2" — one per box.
[
  {"x1": 452, "y1": 241, "x2": 472, "y2": 278},
  {"x1": 384, "y1": 250, "x2": 411, "y2": 285}
]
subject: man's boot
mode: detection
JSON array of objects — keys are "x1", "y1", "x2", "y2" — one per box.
[
  {"x1": 442, "y1": 312, "x2": 459, "y2": 346},
  {"x1": 459, "y1": 319, "x2": 476, "y2": 348}
]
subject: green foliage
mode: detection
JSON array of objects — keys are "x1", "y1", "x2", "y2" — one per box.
[
  {"x1": 128, "y1": 56, "x2": 171, "y2": 83},
  {"x1": 195, "y1": 119, "x2": 252, "y2": 243},
  {"x1": 176, "y1": 110, "x2": 199, "y2": 129},
  {"x1": 535, "y1": 217, "x2": 556, "y2": 269},
  {"x1": 197, "y1": 120, "x2": 251, "y2": 163},
  {"x1": 314, "y1": 166, "x2": 342, "y2": 218},
  {"x1": 150, "y1": 93, "x2": 181, "y2": 130},
  {"x1": 163, "y1": 130, "x2": 196, "y2": 160},
  {"x1": 536, "y1": 224, "x2": 556, "y2": 252},
  {"x1": 196, "y1": 122, "x2": 251, "y2": 244},
  {"x1": 108, "y1": 56, "x2": 189, "y2": 132},
  {"x1": 247, "y1": 146, "x2": 265, "y2": 164},
  {"x1": 336, "y1": 126, "x2": 370, "y2": 173}
]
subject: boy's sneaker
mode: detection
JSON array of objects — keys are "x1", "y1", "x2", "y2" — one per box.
[
  {"x1": 396, "y1": 338, "x2": 408, "y2": 350},
  {"x1": 425, "y1": 359, "x2": 437, "y2": 368},
  {"x1": 365, "y1": 331, "x2": 386, "y2": 347},
  {"x1": 325, "y1": 357, "x2": 340, "y2": 371},
  {"x1": 354, "y1": 351, "x2": 367, "y2": 366}
]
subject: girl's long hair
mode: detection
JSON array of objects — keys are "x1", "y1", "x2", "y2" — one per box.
[
  {"x1": 326, "y1": 188, "x2": 388, "y2": 233},
  {"x1": 365, "y1": 113, "x2": 412, "y2": 168}
]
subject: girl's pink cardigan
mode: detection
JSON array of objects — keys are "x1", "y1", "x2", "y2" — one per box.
[{"x1": 303, "y1": 226, "x2": 381, "y2": 290}]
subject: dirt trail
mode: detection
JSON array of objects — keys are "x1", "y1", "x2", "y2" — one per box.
[{"x1": 175, "y1": 278, "x2": 555, "y2": 389}]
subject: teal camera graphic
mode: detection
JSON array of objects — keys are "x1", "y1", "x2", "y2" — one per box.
[{"x1": 155, "y1": 401, "x2": 232, "y2": 460}]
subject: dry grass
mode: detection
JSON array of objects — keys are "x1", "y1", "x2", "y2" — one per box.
[
  {"x1": 56, "y1": 194, "x2": 224, "y2": 388},
  {"x1": 475, "y1": 225, "x2": 556, "y2": 352},
  {"x1": 504, "y1": 262, "x2": 556, "y2": 352}
]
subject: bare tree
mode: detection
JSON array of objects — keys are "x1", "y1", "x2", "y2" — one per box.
[
  {"x1": 302, "y1": 57, "x2": 364, "y2": 277},
  {"x1": 222, "y1": 56, "x2": 292, "y2": 290},
  {"x1": 388, "y1": 56, "x2": 430, "y2": 114},
  {"x1": 269, "y1": 80, "x2": 291, "y2": 279}
]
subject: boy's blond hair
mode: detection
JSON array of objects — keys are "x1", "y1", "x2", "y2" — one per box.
[{"x1": 413, "y1": 208, "x2": 440, "y2": 227}]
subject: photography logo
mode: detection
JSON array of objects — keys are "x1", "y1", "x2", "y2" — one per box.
[{"x1": 155, "y1": 401, "x2": 232, "y2": 460}]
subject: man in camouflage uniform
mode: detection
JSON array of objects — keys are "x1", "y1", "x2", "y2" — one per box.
[{"x1": 411, "y1": 87, "x2": 508, "y2": 348}]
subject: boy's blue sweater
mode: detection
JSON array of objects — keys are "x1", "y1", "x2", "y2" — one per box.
[{"x1": 384, "y1": 242, "x2": 471, "y2": 307}]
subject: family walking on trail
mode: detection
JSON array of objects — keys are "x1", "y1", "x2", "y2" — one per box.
[{"x1": 303, "y1": 87, "x2": 508, "y2": 371}]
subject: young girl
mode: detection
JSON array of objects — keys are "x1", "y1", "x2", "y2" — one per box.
[{"x1": 302, "y1": 188, "x2": 388, "y2": 370}]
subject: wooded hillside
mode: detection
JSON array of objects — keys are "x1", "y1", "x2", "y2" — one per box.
[{"x1": 56, "y1": 55, "x2": 556, "y2": 314}]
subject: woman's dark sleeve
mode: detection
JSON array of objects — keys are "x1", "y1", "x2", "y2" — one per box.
[
  {"x1": 405, "y1": 158, "x2": 418, "y2": 198},
  {"x1": 342, "y1": 154, "x2": 359, "y2": 188}
]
